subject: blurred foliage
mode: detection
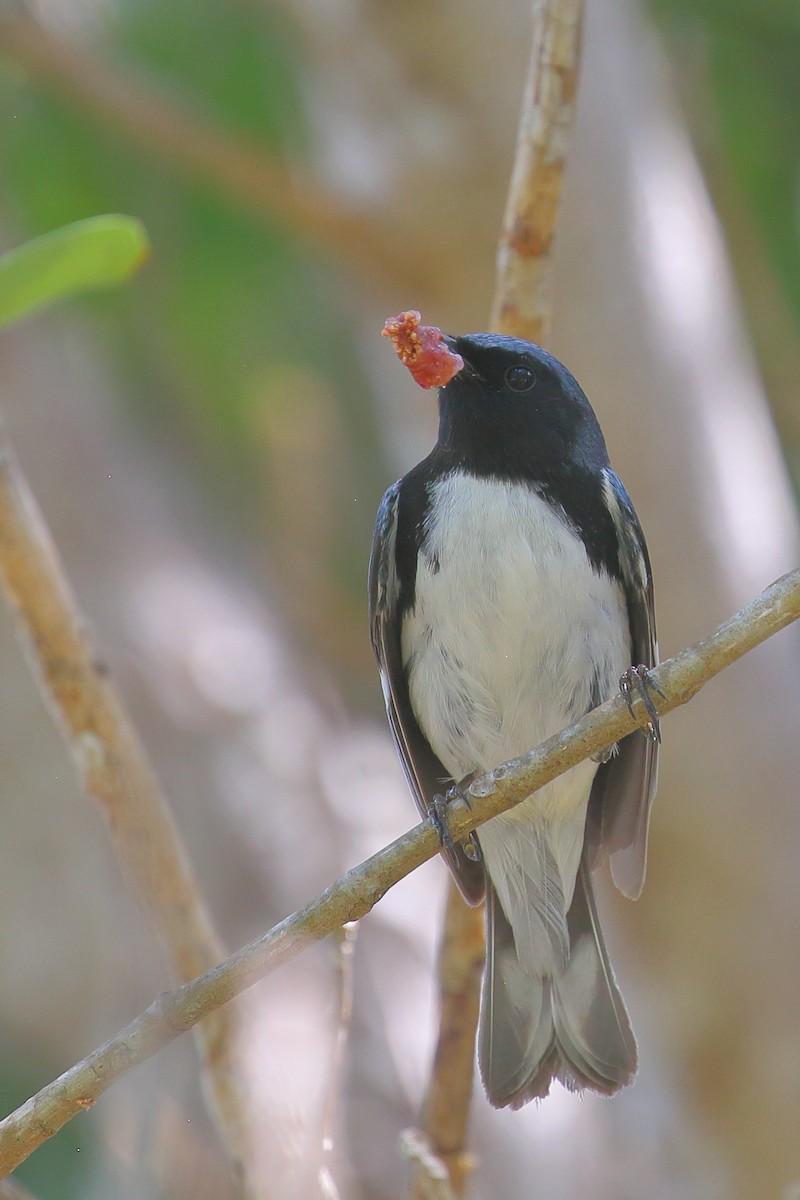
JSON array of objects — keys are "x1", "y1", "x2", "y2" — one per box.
[
  {"x1": 0, "y1": 0, "x2": 387, "y2": 626},
  {"x1": 120, "y1": 0, "x2": 306, "y2": 147},
  {"x1": 0, "y1": 2, "x2": 795, "y2": 626},
  {"x1": 649, "y1": 0, "x2": 800, "y2": 322},
  {"x1": 0, "y1": 215, "x2": 149, "y2": 328}
]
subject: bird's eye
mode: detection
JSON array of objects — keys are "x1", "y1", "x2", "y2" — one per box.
[{"x1": 504, "y1": 364, "x2": 536, "y2": 393}]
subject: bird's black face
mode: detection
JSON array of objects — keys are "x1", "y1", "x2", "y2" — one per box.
[{"x1": 436, "y1": 333, "x2": 609, "y2": 478}]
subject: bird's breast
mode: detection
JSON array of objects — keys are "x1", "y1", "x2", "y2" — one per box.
[{"x1": 401, "y1": 472, "x2": 630, "y2": 787}]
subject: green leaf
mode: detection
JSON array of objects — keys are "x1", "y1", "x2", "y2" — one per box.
[{"x1": 0, "y1": 214, "x2": 150, "y2": 329}]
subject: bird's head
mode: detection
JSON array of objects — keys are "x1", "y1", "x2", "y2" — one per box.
[{"x1": 436, "y1": 333, "x2": 608, "y2": 474}]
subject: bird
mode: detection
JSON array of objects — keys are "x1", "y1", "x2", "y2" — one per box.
[{"x1": 369, "y1": 326, "x2": 659, "y2": 1108}]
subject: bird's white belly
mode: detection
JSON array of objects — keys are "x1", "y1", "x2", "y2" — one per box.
[{"x1": 402, "y1": 472, "x2": 630, "y2": 822}]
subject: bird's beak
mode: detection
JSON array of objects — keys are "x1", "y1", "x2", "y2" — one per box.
[{"x1": 443, "y1": 335, "x2": 482, "y2": 382}]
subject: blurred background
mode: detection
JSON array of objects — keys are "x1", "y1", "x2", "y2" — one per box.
[{"x1": 1, "y1": 0, "x2": 799, "y2": 1197}]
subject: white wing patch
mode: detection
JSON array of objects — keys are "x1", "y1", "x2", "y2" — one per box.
[{"x1": 601, "y1": 469, "x2": 649, "y2": 594}]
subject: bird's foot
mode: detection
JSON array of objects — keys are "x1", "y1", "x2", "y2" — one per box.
[
  {"x1": 429, "y1": 783, "x2": 479, "y2": 858},
  {"x1": 591, "y1": 746, "x2": 614, "y2": 764},
  {"x1": 620, "y1": 664, "x2": 665, "y2": 744}
]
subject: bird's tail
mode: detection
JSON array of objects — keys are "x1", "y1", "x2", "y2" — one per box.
[{"x1": 478, "y1": 856, "x2": 637, "y2": 1107}]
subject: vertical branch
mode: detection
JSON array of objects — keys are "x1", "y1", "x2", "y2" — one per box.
[
  {"x1": 0, "y1": 422, "x2": 253, "y2": 1192},
  {"x1": 416, "y1": 2, "x2": 585, "y2": 1194},
  {"x1": 412, "y1": 882, "x2": 485, "y2": 1200},
  {"x1": 490, "y1": 0, "x2": 585, "y2": 344}
]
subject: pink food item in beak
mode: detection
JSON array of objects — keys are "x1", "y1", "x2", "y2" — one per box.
[{"x1": 381, "y1": 310, "x2": 464, "y2": 389}]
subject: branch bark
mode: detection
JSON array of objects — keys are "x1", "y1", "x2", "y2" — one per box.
[
  {"x1": 1, "y1": 565, "x2": 798, "y2": 1178},
  {"x1": 0, "y1": 424, "x2": 251, "y2": 1185}
]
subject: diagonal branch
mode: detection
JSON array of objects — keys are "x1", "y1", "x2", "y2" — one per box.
[
  {"x1": 0, "y1": 425, "x2": 250, "y2": 1183},
  {"x1": 1, "y1": 566, "x2": 798, "y2": 1178}
]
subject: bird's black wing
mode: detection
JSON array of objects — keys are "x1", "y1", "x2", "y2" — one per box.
[
  {"x1": 369, "y1": 480, "x2": 485, "y2": 905},
  {"x1": 587, "y1": 469, "x2": 659, "y2": 900}
]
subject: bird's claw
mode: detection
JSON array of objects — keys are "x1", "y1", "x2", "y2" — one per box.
[
  {"x1": 429, "y1": 783, "x2": 473, "y2": 856},
  {"x1": 620, "y1": 664, "x2": 663, "y2": 744}
]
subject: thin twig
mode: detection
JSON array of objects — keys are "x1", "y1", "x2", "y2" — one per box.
[
  {"x1": 318, "y1": 924, "x2": 358, "y2": 1200},
  {"x1": 413, "y1": 883, "x2": 483, "y2": 1200},
  {"x1": 490, "y1": 0, "x2": 585, "y2": 343},
  {"x1": 0, "y1": 10, "x2": 414, "y2": 292},
  {"x1": 0, "y1": 426, "x2": 251, "y2": 1185},
  {"x1": 1, "y1": 566, "x2": 798, "y2": 1177}
]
